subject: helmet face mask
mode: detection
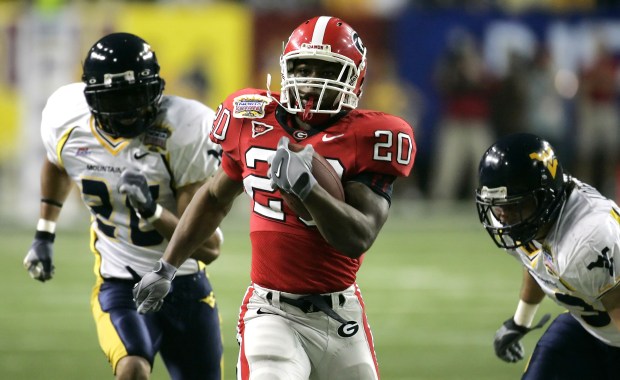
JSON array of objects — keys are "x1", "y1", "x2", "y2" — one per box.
[
  {"x1": 477, "y1": 187, "x2": 549, "y2": 249},
  {"x1": 285, "y1": 59, "x2": 348, "y2": 113},
  {"x1": 82, "y1": 33, "x2": 165, "y2": 138},
  {"x1": 280, "y1": 16, "x2": 367, "y2": 116},
  {"x1": 475, "y1": 133, "x2": 567, "y2": 249}
]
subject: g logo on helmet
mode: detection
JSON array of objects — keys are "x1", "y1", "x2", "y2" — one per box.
[{"x1": 352, "y1": 32, "x2": 365, "y2": 55}]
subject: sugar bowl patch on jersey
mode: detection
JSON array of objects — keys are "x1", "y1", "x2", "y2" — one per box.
[
  {"x1": 232, "y1": 94, "x2": 272, "y2": 119},
  {"x1": 142, "y1": 125, "x2": 171, "y2": 153}
]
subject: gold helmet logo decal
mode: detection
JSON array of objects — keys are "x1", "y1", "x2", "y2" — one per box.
[{"x1": 529, "y1": 147, "x2": 558, "y2": 178}]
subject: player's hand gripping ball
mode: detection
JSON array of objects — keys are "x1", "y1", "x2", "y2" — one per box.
[{"x1": 270, "y1": 137, "x2": 345, "y2": 220}]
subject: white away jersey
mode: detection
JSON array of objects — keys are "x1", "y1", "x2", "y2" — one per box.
[
  {"x1": 41, "y1": 82, "x2": 221, "y2": 279},
  {"x1": 508, "y1": 179, "x2": 620, "y2": 346}
]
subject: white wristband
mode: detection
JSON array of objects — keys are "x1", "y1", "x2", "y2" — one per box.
[
  {"x1": 37, "y1": 219, "x2": 57, "y2": 233},
  {"x1": 514, "y1": 300, "x2": 540, "y2": 327},
  {"x1": 146, "y1": 204, "x2": 163, "y2": 224}
]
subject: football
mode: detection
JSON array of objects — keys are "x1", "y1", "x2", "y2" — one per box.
[{"x1": 280, "y1": 143, "x2": 345, "y2": 220}]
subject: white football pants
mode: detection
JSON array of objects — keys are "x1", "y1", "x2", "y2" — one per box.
[{"x1": 236, "y1": 283, "x2": 380, "y2": 380}]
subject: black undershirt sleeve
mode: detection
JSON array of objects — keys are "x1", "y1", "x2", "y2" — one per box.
[{"x1": 347, "y1": 172, "x2": 396, "y2": 206}]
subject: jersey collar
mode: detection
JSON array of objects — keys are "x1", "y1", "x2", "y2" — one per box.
[
  {"x1": 275, "y1": 106, "x2": 349, "y2": 142},
  {"x1": 90, "y1": 116, "x2": 130, "y2": 155}
]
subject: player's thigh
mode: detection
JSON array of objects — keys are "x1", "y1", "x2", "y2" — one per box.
[
  {"x1": 316, "y1": 331, "x2": 378, "y2": 380},
  {"x1": 313, "y1": 290, "x2": 379, "y2": 380},
  {"x1": 91, "y1": 279, "x2": 159, "y2": 373},
  {"x1": 523, "y1": 313, "x2": 604, "y2": 380},
  {"x1": 159, "y1": 271, "x2": 223, "y2": 380},
  {"x1": 239, "y1": 306, "x2": 311, "y2": 380}
]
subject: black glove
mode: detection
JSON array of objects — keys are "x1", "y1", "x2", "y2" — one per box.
[
  {"x1": 118, "y1": 169, "x2": 157, "y2": 219},
  {"x1": 23, "y1": 231, "x2": 55, "y2": 282},
  {"x1": 494, "y1": 314, "x2": 551, "y2": 362}
]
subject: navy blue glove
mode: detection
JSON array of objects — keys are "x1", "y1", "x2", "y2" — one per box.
[
  {"x1": 23, "y1": 231, "x2": 55, "y2": 282},
  {"x1": 118, "y1": 169, "x2": 157, "y2": 219},
  {"x1": 494, "y1": 314, "x2": 550, "y2": 362}
]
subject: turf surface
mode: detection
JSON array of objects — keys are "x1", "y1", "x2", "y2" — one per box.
[{"x1": 0, "y1": 200, "x2": 558, "y2": 379}]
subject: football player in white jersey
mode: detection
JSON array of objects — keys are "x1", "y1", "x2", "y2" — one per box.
[
  {"x1": 23, "y1": 33, "x2": 224, "y2": 380},
  {"x1": 476, "y1": 133, "x2": 620, "y2": 379}
]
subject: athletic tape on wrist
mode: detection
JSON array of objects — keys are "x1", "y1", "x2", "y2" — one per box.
[
  {"x1": 36, "y1": 219, "x2": 57, "y2": 234},
  {"x1": 514, "y1": 300, "x2": 540, "y2": 328},
  {"x1": 41, "y1": 198, "x2": 63, "y2": 208},
  {"x1": 146, "y1": 204, "x2": 163, "y2": 224}
]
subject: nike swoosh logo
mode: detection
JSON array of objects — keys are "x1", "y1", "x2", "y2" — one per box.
[
  {"x1": 134, "y1": 152, "x2": 149, "y2": 159},
  {"x1": 322, "y1": 133, "x2": 344, "y2": 142},
  {"x1": 274, "y1": 160, "x2": 282, "y2": 178},
  {"x1": 256, "y1": 308, "x2": 275, "y2": 315}
]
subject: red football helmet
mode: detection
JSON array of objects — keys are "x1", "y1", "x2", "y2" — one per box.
[{"x1": 279, "y1": 16, "x2": 367, "y2": 115}]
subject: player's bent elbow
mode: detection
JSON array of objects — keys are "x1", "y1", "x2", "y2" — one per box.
[
  {"x1": 190, "y1": 246, "x2": 220, "y2": 265},
  {"x1": 332, "y1": 239, "x2": 371, "y2": 259},
  {"x1": 326, "y1": 226, "x2": 377, "y2": 258}
]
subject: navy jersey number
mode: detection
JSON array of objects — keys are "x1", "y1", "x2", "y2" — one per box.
[
  {"x1": 82, "y1": 178, "x2": 164, "y2": 247},
  {"x1": 555, "y1": 292, "x2": 611, "y2": 327}
]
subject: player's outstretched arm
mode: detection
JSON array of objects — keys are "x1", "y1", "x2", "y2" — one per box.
[
  {"x1": 169, "y1": 181, "x2": 224, "y2": 264},
  {"x1": 163, "y1": 168, "x2": 242, "y2": 267},
  {"x1": 133, "y1": 168, "x2": 243, "y2": 313},
  {"x1": 24, "y1": 159, "x2": 73, "y2": 282}
]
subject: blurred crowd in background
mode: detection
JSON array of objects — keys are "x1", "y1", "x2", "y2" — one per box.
[{"x1": 1, "y1": 0, "x2": 620, "y2": 226}]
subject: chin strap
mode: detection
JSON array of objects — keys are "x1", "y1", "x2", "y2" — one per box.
[
  {"x1": 301, "y1": 97, "x2": 314, "y2": 121},
  {"x1": 266, "y1": 73, "x2": 338, "y2": 127},
  {"x1": 266, "y1": 74, "x2": 283, "y2": 107}
]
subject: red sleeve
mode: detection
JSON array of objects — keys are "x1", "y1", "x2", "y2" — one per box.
[
  {"x1": 209, "y1": 91, "x2": 243, "y2": 158},
  {"x1": 352, "y1": 111, "x2": 416, "y2": 178},
  {"x1": 209, "y1": 88, "x2": 270, "y2": 181},
  {"x1": 221, "y1": 152, "x2": 243, "y2": 181}
]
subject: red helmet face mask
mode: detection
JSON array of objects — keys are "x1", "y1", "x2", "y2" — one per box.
[{"x1": 279, "y1": 16, "x2": 367, "y2": 117}]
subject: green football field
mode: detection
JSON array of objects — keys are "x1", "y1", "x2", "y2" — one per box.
[{"x1": 0, "y1": 199, "x2": 558, "y2": 379}]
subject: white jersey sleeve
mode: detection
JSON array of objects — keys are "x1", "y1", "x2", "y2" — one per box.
[
  {"x1": 563, "y1": 212, "x2": 620, "y2": 299},
  {"x1": 40, "y1": 82, "x2": 90, "y2": 167},
  {"x1": 519, "y1": 180, "x2": 620, "y2": 346},
  {"x1": 160, "y1": 96, "x2": 221, "y2": 187}
]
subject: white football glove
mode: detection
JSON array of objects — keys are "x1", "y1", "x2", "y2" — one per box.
[
  {"x1": 269, "y1": 136, "x2": 317, "y2": 200},
  {"x1": 132, "y1": 259, "x2": 177, "y2": 314}
]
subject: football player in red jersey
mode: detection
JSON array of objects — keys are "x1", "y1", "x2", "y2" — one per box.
[{"x1": 134, "y1": 16, "x2": 416, "y2": 379}]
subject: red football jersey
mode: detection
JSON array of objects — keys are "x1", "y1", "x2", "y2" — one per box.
[{"x1": 210, "y1": 88, "x2": 416, "y2": 293}]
